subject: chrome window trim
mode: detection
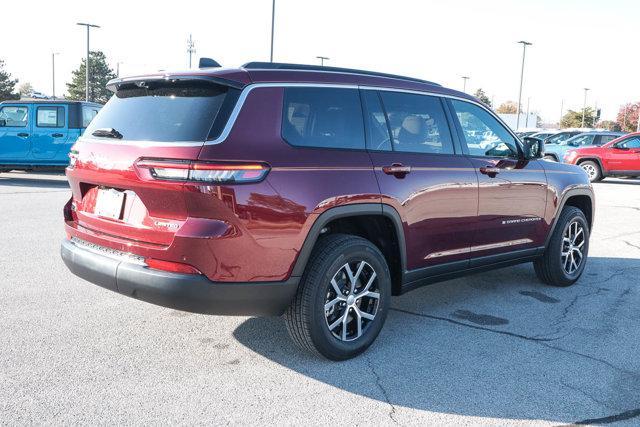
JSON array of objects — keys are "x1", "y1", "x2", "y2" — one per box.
[
  {"x1": 76, "y1": 82, "x2": 520, "y2": 150},
  {"x1": 359, "y1": 85, "x2": 524, "y2": 150}
]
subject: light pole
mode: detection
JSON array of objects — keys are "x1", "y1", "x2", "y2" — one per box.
[
  {"x1": 316, "y1": 56, "x2": 329, "y2": 66},
  {"x1": 76, "y1": 23, "x2": 100, "y2": 102},
  {"x1": 525, "y1": 97, "x2": 531, "y2": 127},
  {"x1": 270, "y1": 0, "x2": 276, "y2": 62},
  {"x1": 516, "y1": 41, "x2": 532, "y2": 130},
  {"x1": 623, "y1": 104, "x2": 627, "y2": 131},
  {"x1": 187, "y1": 34, "x2": 195, "y2": 68},
  {"x1": 52, "y1": 52, "x2": 59, "y2": 99},
  {"x1": 116, "y1": 62, "x2": 123, "y2": 78},
  {"x1": 581, "y1": 88, "x2": 590, "y2": 128},
  {"x1": 461, "y1": 76, "x2": 470, "y2": 93},
  {"x1": 559, "y1": 99, "x2": 564, "y2": 127}
]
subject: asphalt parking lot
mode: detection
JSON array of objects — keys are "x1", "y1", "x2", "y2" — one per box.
[{"x1": 1, "y1": 171, "x2": 639, "y2": 425}]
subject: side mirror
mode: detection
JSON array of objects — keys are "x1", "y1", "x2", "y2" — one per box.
[
  {"x1": 522, "y1": 136, "x2": 544, "y2": 160},
  {"x1": 613, "y1": 144, "x2": 628, "y2": 150},
  {"x1": 0, "y1": 119, "x2": 6, "y2": 127}
]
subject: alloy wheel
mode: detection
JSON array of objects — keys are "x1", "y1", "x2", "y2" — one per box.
[
  {"x1": 581, "y1": 163, "x2": 597, "y2": 180},
  {"x1": 324, "y1": 261, "x2": 380, "y2": 341},
  {"x1": 561, "y1": 220, "x2": 585, "y2": 275}
]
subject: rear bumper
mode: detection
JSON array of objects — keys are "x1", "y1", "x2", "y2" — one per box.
[{"x1": 60, "y1": 239, "x2": 298, "y2": 316}]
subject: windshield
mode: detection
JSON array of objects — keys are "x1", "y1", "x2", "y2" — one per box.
[
  {"x1": 561, "y1": 134, "x2": 594, "y2": 146},
  {"x1": 547, "y1": 132, "x2": 574, "y2": 144},
  {"x1": 85, "y1": 81, "x2": 230, "y2": 142}
]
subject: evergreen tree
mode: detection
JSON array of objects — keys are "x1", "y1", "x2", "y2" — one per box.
[
  {"x1": 0, "y1": 59, "x2": 18, "y2": 101},
  {"x1": 66, "y1": 51, "x2": 116, "y2": 104}
]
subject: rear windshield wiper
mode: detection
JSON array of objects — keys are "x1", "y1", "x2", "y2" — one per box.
[{"x1": 92, "y1": 128, "x2": 123, "y2": 139}]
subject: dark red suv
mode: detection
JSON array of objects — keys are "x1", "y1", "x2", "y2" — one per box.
[{"x1": 61, "y1": 62, "x2": 594, "y2": 360}]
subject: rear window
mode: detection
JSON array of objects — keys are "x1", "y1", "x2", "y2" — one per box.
[
  {"x1": 85, "y1": 81, "x2": 230, "y2": 142},
  {"x1": 282, "y1": 87, "x2": 365, "y2": 150}
]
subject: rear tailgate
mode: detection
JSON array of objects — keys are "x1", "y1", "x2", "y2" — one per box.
[{"x1": 65, "y1": 77, "x2": 241, "y2": 248}]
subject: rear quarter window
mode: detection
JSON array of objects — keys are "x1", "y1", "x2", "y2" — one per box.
[{"x1": 282, "y1": 87, "x2": 365, "y2": 150}]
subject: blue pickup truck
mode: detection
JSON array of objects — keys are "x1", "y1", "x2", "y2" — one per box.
[{"x1": 0, "y1": 100, "x2": 101, "y2": 171}]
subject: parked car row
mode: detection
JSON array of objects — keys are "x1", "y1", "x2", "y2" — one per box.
[{"x1": 515, "y1": 128, "x2": 639, "y2": 182}]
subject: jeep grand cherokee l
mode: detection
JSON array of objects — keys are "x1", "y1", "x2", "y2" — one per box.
[{"x1": 61, "y1": 62, "x2": 594, "y2": 360}]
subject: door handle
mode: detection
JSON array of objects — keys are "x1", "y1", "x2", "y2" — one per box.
[
  {"x1": 479, "y1": 166, "x2": 500, "y2": 177},
  {"x1": 382, "y1": 163, "x2": 411, "y2": 178},
  {"x1": 52, "y1": 133, "x2": 64, "y2": 138},
  {"x1": 17, "y1": 133, "x2": 29, "y2": 138}
]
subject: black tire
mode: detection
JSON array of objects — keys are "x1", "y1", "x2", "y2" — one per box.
[
  {"x1": 284, "y1": 234, "x2": 391, "y2": 360},
  {"x1": 579, "y1": 160, "x2": 602, "y2": 182},
  {"x1": 534, "y1": 206, "x2": 589, "y2": 287}
]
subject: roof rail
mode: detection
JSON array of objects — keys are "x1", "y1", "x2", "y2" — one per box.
[{"x1": 242, "y1": 62, "x2": 441, "y2": 86}]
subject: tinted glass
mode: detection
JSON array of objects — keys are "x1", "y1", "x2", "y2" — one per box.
[
  {"x1": 85, "y1": 81, "x2": 229, "y2": 142},
  {"x1": 0, "y1": 106, "x2": 28, "y2": 127},
  {"x1": 617, "y1": 136, "x2": 640, "y2": 149},
  {"x1": 282, "y1": 87, "x2": 365, "y2": 150},
  {"x1": 82, "y1": 105, "x2": 100, "y2": 128},
  {"x1": 564, "y1": 134, "x2": 595, "y2": 146},
  {"x1": 361, "y1": 90, "x2": 392, "y2": 151},
  {"x1": 37, "y1": 106, "x2": 65, "y2": 128},
  {"x1": 451, "y1": 100, "x2": 518, "y2": 157},
  {"x1": 598, "y1": 135, "x2": 618, "y2": 145},
  {"x1": 379, "y1": 92, "x2": 453, "y2": 154}
]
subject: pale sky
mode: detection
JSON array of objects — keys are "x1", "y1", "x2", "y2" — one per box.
[{"x1": 3, "y1": 0, "x2": 638, "y2": 122}]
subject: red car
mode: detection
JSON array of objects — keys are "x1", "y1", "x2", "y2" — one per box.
[
  {"x1": 564, "y1": 132, "x2": 640, "y2": 181},
  {"x1": 61, "y1": 61, "x2": 594, "y2": 360}
]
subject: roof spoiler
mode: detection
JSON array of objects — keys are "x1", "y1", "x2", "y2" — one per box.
[
  {"x1": 106, "y1": 74, "x2": 245, "y2": 92},
  {"x1": 199, "y1": 57, "x2": 222, "y2": 68}
]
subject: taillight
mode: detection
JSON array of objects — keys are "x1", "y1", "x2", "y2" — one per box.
[
  {"x1": 145, "y1": 258, "x2": 202, "y2": 275},
  {"x1": 135, "y1": 159, "x2": 270, "y2": 183}
]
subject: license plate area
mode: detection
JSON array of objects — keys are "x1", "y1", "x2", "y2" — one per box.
[{"x1": 94, "y1": 188, "x2": 126, "y2": 220}]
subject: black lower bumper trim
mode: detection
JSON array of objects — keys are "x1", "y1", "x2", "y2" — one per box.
[{"x1": 60, "y1": 239, "x2": 298, "y2": 316}]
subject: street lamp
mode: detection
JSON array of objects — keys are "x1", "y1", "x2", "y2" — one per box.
[
  {"x1": 316, "y1": 56, "x2": 329, "y2": 66},
  {"x1": 516, "y1": 41, "x2": 532, "y2": 130},
  {"x1": 52, "y1": 52, "x2": 59, "y2": 99},
  {"x1": 581, "y1": 88, "x2": 590, "y2": 128},
  {"x1": 461, "y1": 76, "x2": 470, "y2": 93},
  {"x1": 76, "y1": 22, "x2": 100, "y2": 102},
  {"x1": 525, "y1": 97, "x2": 531, "y2": 127},
  {"x1": 270, "y1": 0, "x2": 276, "y2": 62},
  {"x1": 116, "y1": 61, "x2": 124, "y2": 78}
]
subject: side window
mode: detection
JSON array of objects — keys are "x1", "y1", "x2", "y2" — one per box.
[
  {"x1": 36, "y1": 106, "x2": 65, "y2": 128},
  {"x1": 378, "y1": 91, "x2": 454, "y2": 154},
  {"x1": 0, "y1": 106, "x2": 28, "y2": 127},
  {"x1": 361, "y1": 90, "x2": 392, "y2": 151},
  {"x1": 616, "y1": 137, "x2": 640, "y2": 149},
  {"x1": 282, "y1": 87, "x2": 365, "y2": 150},
  {"x1": 451, "y1": 99, "x2": 519, "y2": 158},
  {"x1": 597, "y1": 135, "x2": 617, "y2": 146},
  {"x1": 82, "y1": 106, "x2": 100, "y2": 128}
]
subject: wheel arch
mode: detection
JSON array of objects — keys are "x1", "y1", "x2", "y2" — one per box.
[
  {"x1": 576, "y1": 157, "x2": 606, "y2": 175},
  {"x1": 290, "y1": 204, "x2": 406, "y2": 294},
  {"x1": 544, "y1": 188, "x2": 595, "y2": 249}
]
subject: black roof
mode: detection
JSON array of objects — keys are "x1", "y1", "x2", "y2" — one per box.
[{"x1": 242, "y1": 62, "x2": 441, "y2": 86}]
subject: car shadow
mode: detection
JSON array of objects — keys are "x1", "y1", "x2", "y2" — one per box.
[
  {"x1": 0, "y1": 173, "x2": 69, "y2": 189},
  {"x1": 233, "y1": 257, "x2": 640, "y2": 424}
]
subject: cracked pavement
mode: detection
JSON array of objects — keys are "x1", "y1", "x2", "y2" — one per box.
[{"x1": 1, "y1": 171, "x2": 639, "y2": 425}]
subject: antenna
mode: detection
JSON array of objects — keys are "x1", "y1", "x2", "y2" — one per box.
[{"x1": 187, "y1": 34, "x2": 196, "y2": 68}]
